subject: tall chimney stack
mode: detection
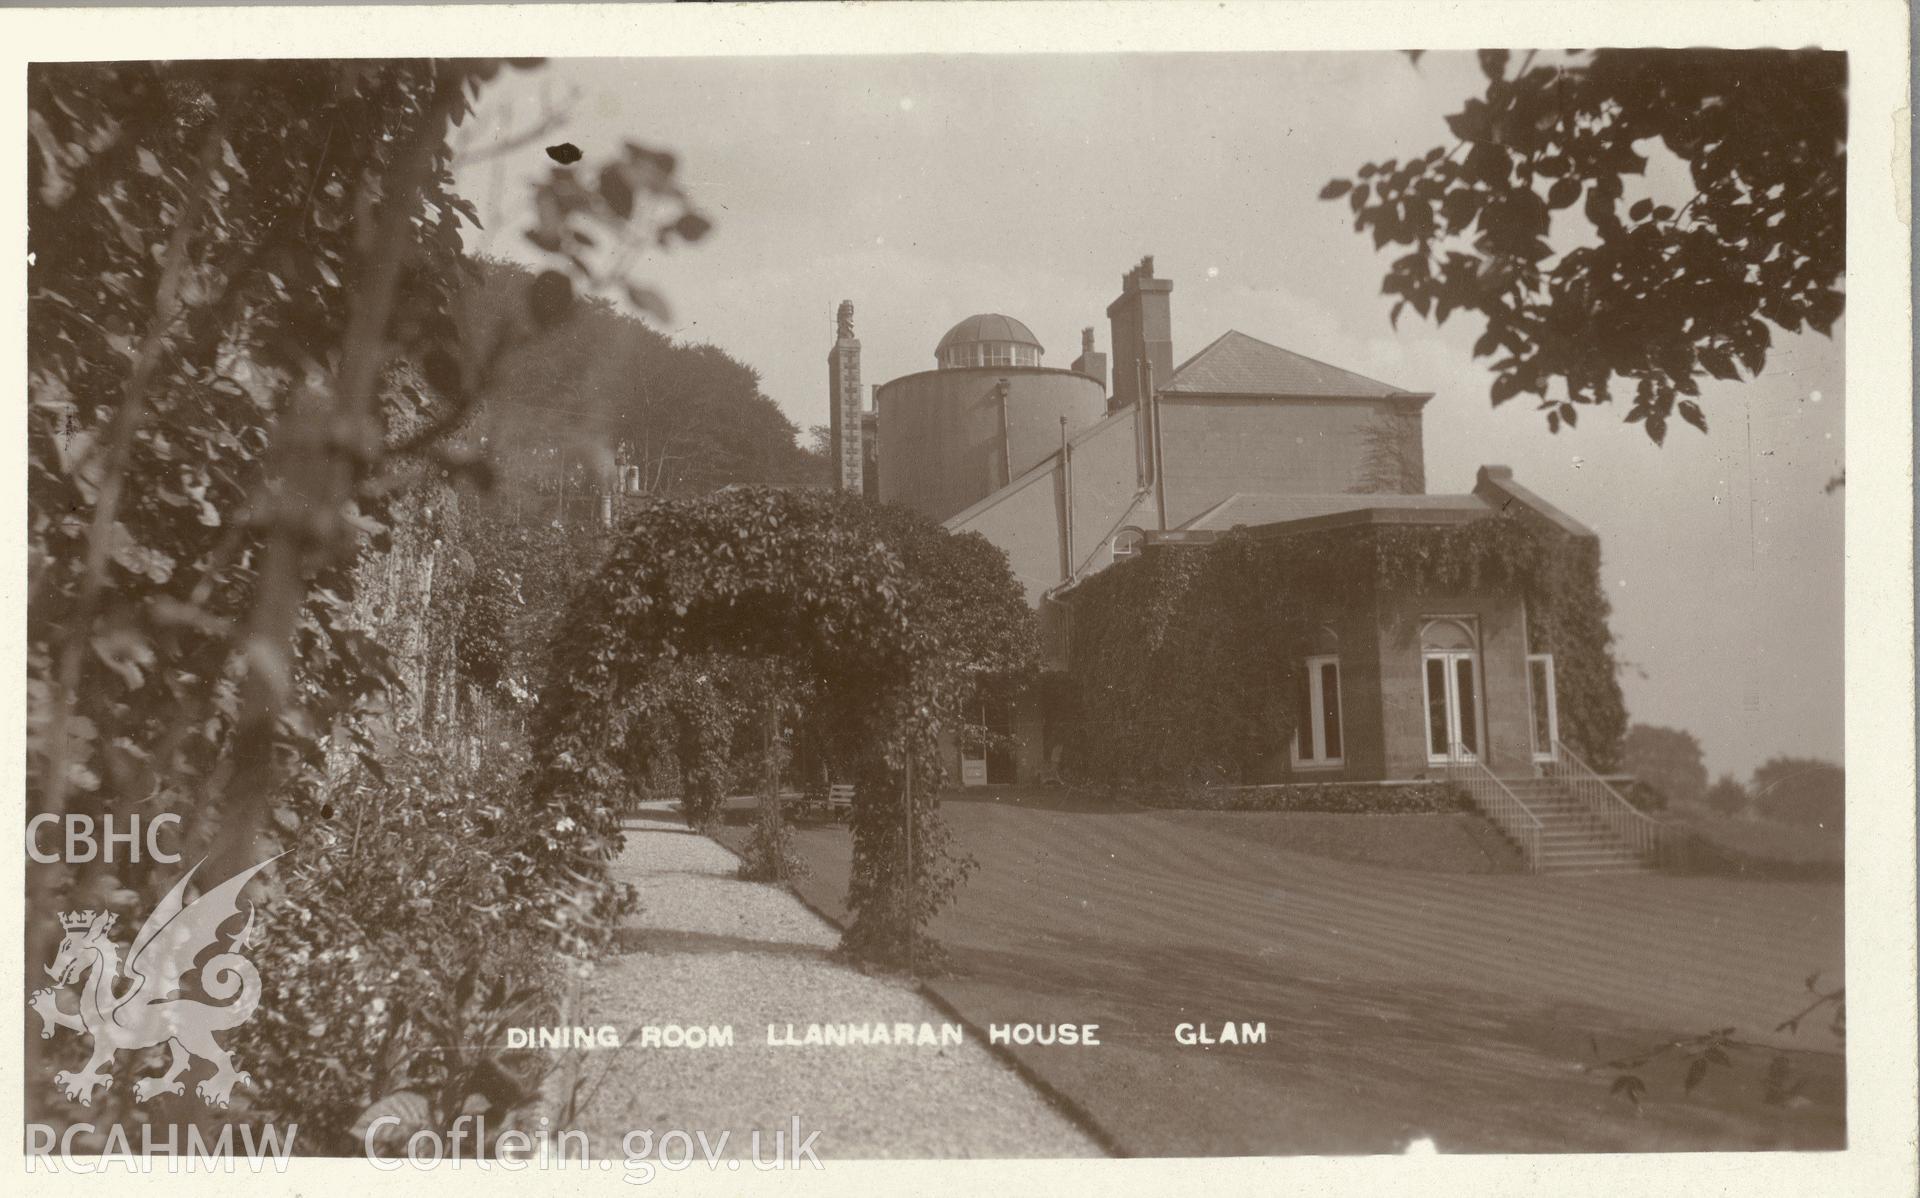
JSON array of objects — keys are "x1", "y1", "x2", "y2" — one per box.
[
  {"x1": 827, "y1": 300, "x2": 863, "y2": 493},
  {"x1": 1105, "y1": 255, "x2": 1173, "y2": 413},
  {"x1": 1070, "y1": 326, "x2": 1109, "y2": 398}
]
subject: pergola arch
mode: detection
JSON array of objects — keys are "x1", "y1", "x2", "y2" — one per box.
[
  {"x1": 518, "y1": 487, "x2": 979, "y2": 963},
  {"x1": 531, "y1": 490, "x2": 918, "y2": 790}
]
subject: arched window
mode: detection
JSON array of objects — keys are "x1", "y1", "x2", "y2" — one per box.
[
  {"x1": 1111, "y1": 527, "x2": 1145, "y2": 561},
  {"x1": 1420, "y1": 617, "x2": 1478, "y2": 652}
]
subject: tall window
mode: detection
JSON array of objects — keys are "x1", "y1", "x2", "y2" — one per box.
[
  {"x1": 1527, "y1": 653, "x2": 1558, "y2": 761},
  {"x1": 1293, "y1": 655, "x2": 1344, "y2": 767},
  {"x1": 1420, "y1": 617, "x2": 1481, "y2": 763}
]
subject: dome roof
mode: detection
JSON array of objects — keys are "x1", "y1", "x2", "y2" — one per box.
[{"x1": 935, "y1": 313, "x2": 1043, "y2": 354}]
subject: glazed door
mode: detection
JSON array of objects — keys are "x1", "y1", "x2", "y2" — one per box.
[{"x1": 1423, "y1": 651, "x2": 1481, "y2": 764}]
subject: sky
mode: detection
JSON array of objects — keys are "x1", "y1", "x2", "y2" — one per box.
[{"x1": 452, "y1": 53, "x2": 1846, "y2": 781}]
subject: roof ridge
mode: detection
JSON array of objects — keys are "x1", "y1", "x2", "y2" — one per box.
[
  {"x1": 1167, "y1": 328, "x2": 1413, "y2": 396},
  {"x1": 1237, "y1": 332, "x2": 1411, "y2": 394},
  {"x1": 1166, "y1": 329, "x2": 1240, "y2": 384}
]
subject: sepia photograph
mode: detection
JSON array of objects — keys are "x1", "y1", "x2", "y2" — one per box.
[{"x1": 12, "y1": 2, "x2": 1914, "y2": 1191}]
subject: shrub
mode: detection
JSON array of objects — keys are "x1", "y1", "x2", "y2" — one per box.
[
  {"x1": 1751, "y1": 756, "x2": 1845, "y2": 831},
  {"x1": 1118, "y1": 780, "x2": 1471, "y2": 814},
  {"x1": 1622, "y1": 778, "x2": 1669, "y2": 812},
  {"x1": 1658, "y1": 815, "x2": 1844, "y2": 881},
  {"x1": 1703, "y1": 774, "x2": 1750, "y2": 816},
  {"x1": 233, "y1": 735, "x2": 584, "y2": 1151}
]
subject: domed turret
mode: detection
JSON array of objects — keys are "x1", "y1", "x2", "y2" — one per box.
[{"x1": 935, "y1": 313, "x2": 1044, "y2": 369}]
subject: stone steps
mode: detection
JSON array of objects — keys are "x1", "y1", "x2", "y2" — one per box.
[{"x1": 1487, "y1": 776, "x2": 1653, "y2": 874}]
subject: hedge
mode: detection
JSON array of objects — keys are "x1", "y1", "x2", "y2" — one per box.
[{"x1": 1115, "y1": 780, "x2": 1473, "y2": 814}]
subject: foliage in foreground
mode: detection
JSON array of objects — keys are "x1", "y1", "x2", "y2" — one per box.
[
  {"x1": 1597, "y1": 972, "x2": 1844, "y2": 1113},
  {"x1": 234, "y1": 738, "x2": 567, "y2": 1150},
  {"x1": 26, "y1": 57, "x2": 705, "y2": 1135},
  {"x1": 1326, "y1": 48, "x2": 1844, "y2": 442}
]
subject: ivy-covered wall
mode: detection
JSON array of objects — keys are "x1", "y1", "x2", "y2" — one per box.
[{"x1": 1060, "y1": 513, "x2": 1627, "y2": 785}]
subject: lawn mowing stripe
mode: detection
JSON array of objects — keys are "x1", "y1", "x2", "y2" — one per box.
[
  {"x1": 1109, "y1": 806, "x2": 1833, "y2": 924},
  {"x1": 969, "y1": 828, "x2": 1838, "y2": 1036},
  {"x1": 995, "y1": 851, "x2": 1746, "y2": 1009},
  {"x1": 1000, "y1": 819, "x2": 1829, "y2": 979},
  {"x1": 979, "y1": 820, "x2": 1787, "y2": 970},
  {"x1": 781, "y1": 806, "x2": 1844, "y2": 1153},
  {"x1": 1015, "y1": 843, "x2": 1833, "y2": 1008},
  {"x1": 965, "y1": 868, "x2": 1822, "y2": 1049},
  {"x1": 1051, "y1": 811, "x2": 1839, "y2": 964},
  {"x1": 1130, "y1": 809, "x2": 1836, "y2": 927}
]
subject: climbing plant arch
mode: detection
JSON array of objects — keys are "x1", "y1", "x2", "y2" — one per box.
[{"x1": 519, "y1": 486, "x2": 1035, "y2": 963}]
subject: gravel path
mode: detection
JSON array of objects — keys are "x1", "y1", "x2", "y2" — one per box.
[{"x1": 545, "y1": 817, "x2": 1100, "y2": 1160}]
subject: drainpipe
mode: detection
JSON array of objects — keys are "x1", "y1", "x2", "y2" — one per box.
[
  {"x1": 996, "y1": 378, "x2": 1012, "y2": 488},
  {"x1": 1135, "y1": 354, "x2": 1151, "y2": 489},
  {"x1": 1060, "y1": 416, "x2": 1074, "y2": 581},
  {"x1": 1148, "y1": 360, "x2": 1168, "y2": 531}
]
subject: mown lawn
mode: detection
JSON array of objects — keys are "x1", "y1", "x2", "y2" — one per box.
[{"x1": 712, "y1": 788, "x2": 1844, "y2": 1155}]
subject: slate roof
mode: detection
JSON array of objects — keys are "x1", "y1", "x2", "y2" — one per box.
[
  {"x1": 1164, "y1": 330, "x2": 1416, "y2": 398},
  {"x1": 1182, "y1": 491, "x2": 1493, "y2": 532}
]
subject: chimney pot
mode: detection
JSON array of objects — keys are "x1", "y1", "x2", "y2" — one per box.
[{"x1": 1105, "y1": 257, "x2": 1174, "y2": 412}]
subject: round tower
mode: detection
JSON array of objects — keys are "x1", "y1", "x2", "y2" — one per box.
[{"x1": 875, "y1": 314, "x2": 1106, "y2": 523}]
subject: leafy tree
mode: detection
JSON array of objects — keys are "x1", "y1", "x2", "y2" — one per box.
[
  {"x1": 1620, "y1": 723, "x2": 1709, "y2": 809},
  {"x1": 26, "y1": 58, "x2": 708, "y2": 1126},
  {"x1": 1750, "y1": 756, "x2": 1845, "y2": 831},
  {"x1": 466, "y1": 258, "x2": 823, "y2": 505},
  {"x1": 29, "y1": 58, "x2": 706, "y2": 872},
  {"x1": 1325, "y1": 49, "x2": 1844, "y2": 442},
  {"x1": 1703, "y1": 773, "x2": 1750, "y2": 817}
]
